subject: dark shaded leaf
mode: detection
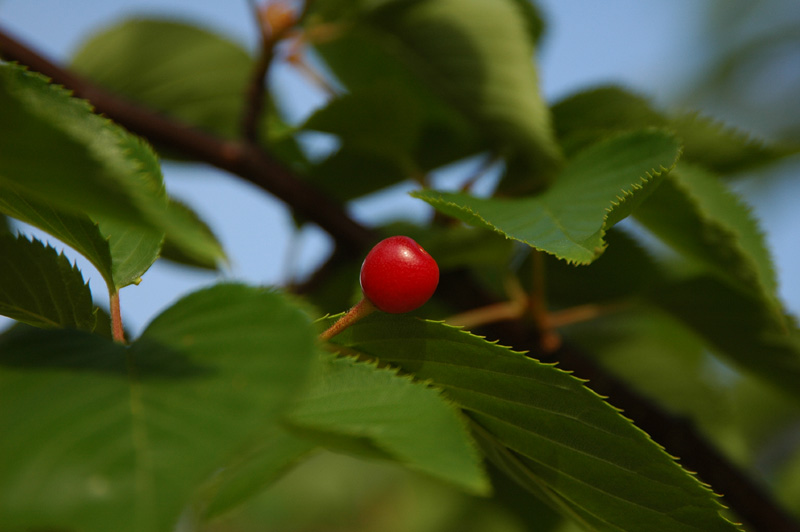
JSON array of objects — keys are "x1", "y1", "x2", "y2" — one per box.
[
  {"x1": 0, "y1": 284, "x2": 316, "y2": 532},
  {"x1": 650, "y1": 275, "x2": 800, "y2": 402},
  {"x1": 636, "y1": 163, "x2": 780, "y2": 311},
  {"x1": 0, "y1": 234, "x2": 94, "y2": 331}
]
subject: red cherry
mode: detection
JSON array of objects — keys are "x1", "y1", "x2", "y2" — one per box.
[{"x1": 360, "y1": 236, "x2": 439, "y2": 314}]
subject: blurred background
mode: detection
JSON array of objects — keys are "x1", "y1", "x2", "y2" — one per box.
[
  {"x1": 2, "y1": 0, "x2": 798, "y2": 335},
  {"x1": 1, "y1": 1, "x2": 800, "y2": 530}
]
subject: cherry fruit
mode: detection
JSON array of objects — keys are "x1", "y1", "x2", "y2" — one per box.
[{"x1": 360, "y1": 236, "x2": 439, "y2": 314}]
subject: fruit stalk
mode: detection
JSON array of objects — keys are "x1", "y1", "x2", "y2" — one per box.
[{"x1": 319, "y1": 297, "x2": 376, "y2": 341}]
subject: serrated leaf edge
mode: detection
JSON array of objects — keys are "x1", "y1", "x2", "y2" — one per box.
[
  {"x1": 412, "y1": 130, "x2": 682, "y2": 266},
  {"x1": 0, "y1": 234, "x2": 95, "y2": 330},
  {"x1": 673, "y1": 111, "x2": 798, "y2": 168},
  {"x1": 291, "y1": 349, "x2": 491, "y2": 495},
  {"x1": 346, "y1": 317, "x2": 741, "y2": 530}
]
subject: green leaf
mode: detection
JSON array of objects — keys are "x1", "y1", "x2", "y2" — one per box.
[
  {"x1": 0, "y1": 62, "x2": 224, "y2": 276},
  {"x1": 413, "y1": 130, "x2": 681, "y2": 264},
  {"x1": 669, "y1": 112, "x2": 799, "y2": 174},
  {"x1": 776, "y1": 445, "x2": 800, "y2": 517},
  {"x1": 195, "y1": 425, "x2": 315, "y2": 521},
  {"x1": 0, "y1": 187, "x2": 115, "y2": 288},
  {"x1": 370, "y1": 0, "x2": 562, "y2": 187},
  {"x1": 313, "y1": 28, "x2": 480, "y2": 172},
  {"x1": 0, "y1": 284, "x2": 316, "y2": 532},
  {"x1": 326, "y1": 313, "x2": 739, "y2": 532},
  {"x1": 304, "y1": 81, "x2": 422, "y2": 154},
  {"x1": 103, "y1": 130, "x2": 225, "y2": 278},
  {"x1": 508, "y1": 0, "x2": 547, "y2": 47},
  {"x1": 564, "y1": 307, "x2": 732, "y2": 429},
  {"x1": 0, "y1": 182, "x2": 165, "y2": 290},
  {"x1": 301, "y1": 81, "x2": 419, "y2": 196},
  {"x1": 650, "y1": 275, "x2": 800, "y2": 402},
  {"x1": 312, "y1": 0, "x2": 559, "y2": 185},
  {"x1": 0, "y1": 182, "x2": 164, "y2": 290},
  {"x1": 71, "y1": 19, "x2": 253, "y2": 141},
  {"x1": 0, "y1": 234, "x2": 95, "y2": 331},
  {"x1": 551, "y1": 86, "x2": 668, "y2": 157},
  {"x1": 0, "y1": 62, "x2": 151, "y2": 225},
  {"x1": 542, "y1": 229, "x2": 662, "y2": 307},
  {"x1": 551, "y1": 85, "x2": 796, "y2": 172},
  {"x1": 158, "y1": 198, "x2": 223, "y2": 270},
  {"x1": 306, "y1": 145, "x2": 411, "y2": 202},
  {"x1": 635, "y1": 163, "x2": 780, "y2": 312},
  {"x1": 286, "y1": 353, "x2": 489, "y2": 495}
]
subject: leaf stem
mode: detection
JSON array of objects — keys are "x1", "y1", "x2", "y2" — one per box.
[
  {"x1": 529, "y1": 251, "x2": 561, "y2": 353},
  {"x1": 110, "y1": 289, "x2": 125, "y2": 344},
  {"x1": 319, "y1": 297, "x2": 376, "y2": 341}
]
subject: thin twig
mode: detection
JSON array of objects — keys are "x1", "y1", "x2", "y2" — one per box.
[
  {"x1": 240, "y1": 0, "x2": 273, "y2": 143},
  {"x1": 240, "y1": 0, "x2": 300, "y2": 143}
]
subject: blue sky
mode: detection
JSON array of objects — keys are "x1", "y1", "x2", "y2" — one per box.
[{"x1": 2, "y1": 0, "x2": 798, "y2": 334}]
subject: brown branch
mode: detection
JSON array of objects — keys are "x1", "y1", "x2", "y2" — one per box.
[{"x1": 0, "y1": 25, "x2": 376, "y2": 255}]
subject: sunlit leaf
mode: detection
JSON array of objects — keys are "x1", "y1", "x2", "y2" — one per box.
[
  {"x1": 287, "y1": 353, "x2": 489, "y2": 495},
  {"x1": 414, "y1": 130, "x2": 681, "y2": 264},
  {"x1": 551, "y1": 85, "x2": 795, "y2": 172}
]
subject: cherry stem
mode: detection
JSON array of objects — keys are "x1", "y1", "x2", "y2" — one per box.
[
  {"x1": 110, "y1": 289, "x2": 125, "y2": 344},
  {"x1": 319, "y1": 297, "x2": 376, "y2": 341}
]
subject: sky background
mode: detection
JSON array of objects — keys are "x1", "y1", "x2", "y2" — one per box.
[{"x1": 1, "y1": 0, "x2": 799, "y2": 335}]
